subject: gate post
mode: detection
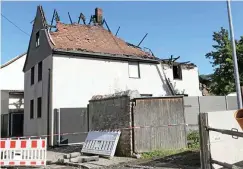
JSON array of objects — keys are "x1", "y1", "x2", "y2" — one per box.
[{"x1": 199, "y1": 113, "x2": 211, "y2": 169}]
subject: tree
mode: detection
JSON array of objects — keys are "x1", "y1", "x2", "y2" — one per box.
[{"x1": 206, "y1": 27, "x2": 243, "y2": 95}]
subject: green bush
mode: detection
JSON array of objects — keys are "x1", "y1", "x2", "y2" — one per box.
[{"x1": 187, "y1": 131, "x2": 200, "y2": 149}]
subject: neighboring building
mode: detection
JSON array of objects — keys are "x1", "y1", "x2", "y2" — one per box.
[
  {"x1": 23, "y1": 6, "x2": 201, "y2": 144},
  {"x1": 199, "y1": 74, "x2": 212, "y2": 96},
  {"x1": 0, "y1": 53, "x2": 26, "y2": 137}
]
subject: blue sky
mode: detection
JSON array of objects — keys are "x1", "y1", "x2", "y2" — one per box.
[{"x1": 1, "y1": 1, "x2": 243, "y2": 74}]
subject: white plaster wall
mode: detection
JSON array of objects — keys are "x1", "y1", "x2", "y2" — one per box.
[
  {"x1": 207, "y1": 110, "x2": 243, "y2": 168},
  {"x1": 52, "y1": 55, "x2": 170, "y2": 108},
  {"x1": 162, "y1": 64, "x2": 202, "y2": 96},
  {"x1": 0, "y1": 55, "x2": 26, "y2": 90},
  {"x1": 24, "y1": 55, "x2": 52, "y2": 137}
]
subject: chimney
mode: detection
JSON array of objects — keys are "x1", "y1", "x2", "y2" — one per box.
[{"x1": 95, "y1": 8, "x2": 103, "y2": 25}]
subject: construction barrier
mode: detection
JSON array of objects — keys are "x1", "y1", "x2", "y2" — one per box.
[
  {"x1": 0, "y1": 138, "x2": 47, "y2": 167},
  {"x1": 81, "y1": 130, "x2": 121, "y2": 157}
]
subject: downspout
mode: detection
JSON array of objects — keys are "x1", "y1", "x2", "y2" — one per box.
[{"x1": 47, "y1": 69, "x2": 51, "y2": 145}]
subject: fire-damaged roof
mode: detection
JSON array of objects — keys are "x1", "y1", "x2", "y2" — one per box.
[{"x1": 50, "y1": 22, "x2": 154, "y2": 59}]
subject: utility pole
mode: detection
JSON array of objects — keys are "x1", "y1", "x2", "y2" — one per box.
[{"x1": 226, "y1": 0, "x2": 242, "y2": 109}]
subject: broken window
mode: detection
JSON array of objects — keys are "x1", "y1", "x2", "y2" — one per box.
[
  {"x1": 36, "y1": 31, "x2": 40, "y2": 47},
  {"x1": 30, "y1": 99, "x2": 34, "y2": 119},
  {"x1": 31, "y1": 66, "x2": 35, "y2": 85},
  {"x1": 173, "y1": 65, "x2": 182, "y2": 80},
  {"x1": 128, "y1": 62, "x2": 140, "y2": 78},
  {"x1": 37, "y1": 97, "x2": 42, "y2": 118},
  {"x1": 38, "y1": 61, "x2": 42, "y2": 81}
]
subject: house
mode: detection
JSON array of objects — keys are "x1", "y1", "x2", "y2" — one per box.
[
  {"x1": 23, "y1": 6, "x2": 201, "y2": 144},
  {"x1": 0, "y1": 53, "x2": 26, "y2": 137}
]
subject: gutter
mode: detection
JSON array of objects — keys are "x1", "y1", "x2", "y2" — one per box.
[{"x1": 52, "y1": 49, "x2": 160, "y2": 64}]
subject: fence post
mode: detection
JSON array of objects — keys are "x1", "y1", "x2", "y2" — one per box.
[{"x1": 199, "y1": 113, "x2": 211, "y2": 169}]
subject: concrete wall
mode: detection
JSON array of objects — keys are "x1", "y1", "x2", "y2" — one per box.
[
  {"x1": 88, "y1": 96, "x2": 132, "y2": 156},
  {"x1": 55, "y1": 108, "x2": 88, "y2": 145},
  {"x1": 204, "y1": 110, "x2": 243, "y2": 169},
  {"x1": 1, "y1": 90, "x2": 9, "y2": 114},
  {"x1": 0, "y1": 54, "x2": 26, "y2": 91},
  {"x1": 24, "y1": 55, "x2": 52, "y2": 138},
  {"x1": 184, "y1": 96, "x2": 238, "y2": 132},
  {"x1": 52, "y1": 55, "x2": 201, "y2": 109}
]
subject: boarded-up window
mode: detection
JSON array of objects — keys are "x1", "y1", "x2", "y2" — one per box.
[
  {"x1": 38, "y1": 61, "x2": 42, "y2": 81},
  {"x1": 129, "y1": 62, "x2": 140, "y2": 78},
  {"x1": 31, "y1": 67, "x2": 35, "y2": 85},
  {"x1": 173, "y1": 65, "x2": 182, "y2": 80},
  {"x1": 30, "y1": 99, "x2": 34, "y2": 119},
  {"x1": 37, "y1": 97, "x2": 42, "y2": 118}
]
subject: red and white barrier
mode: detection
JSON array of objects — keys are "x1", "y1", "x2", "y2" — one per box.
[{"x1": 0, "y1": 138, "x2": 47, "y2": 166}]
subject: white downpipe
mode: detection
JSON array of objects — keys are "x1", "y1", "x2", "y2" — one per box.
[
  {"x1": 58, "y1": 108, "x2": 61, "y2": 146},
  {"x1": 50, "y1": 109, "x2": 55, "y2": 146}
]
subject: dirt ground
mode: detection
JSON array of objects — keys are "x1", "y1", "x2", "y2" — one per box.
[{"x1": 104, "y1": 150, "x2": 201, "y2": 169}]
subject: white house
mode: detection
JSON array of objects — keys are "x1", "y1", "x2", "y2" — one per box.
[
  {"x1": 23, "y1": 6, "x2": 201, "y2": 144},
  {"x1": 0, "y1": 53, "x2": 26, "y2": 137}
]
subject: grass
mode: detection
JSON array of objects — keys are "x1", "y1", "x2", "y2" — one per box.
[
  {"x1": 141, "y1": 131, "x2": 200, "y2": 159},
  {"x1": 141, "y1": 147, "x2": 199, "y2": 159}
]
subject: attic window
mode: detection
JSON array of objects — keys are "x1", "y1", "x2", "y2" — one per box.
[
  {"x1": 36, "y1": 31, "x2": 40, "y2": 47},
  {"x1": 128, "y1": 62, "x2": 140, "y2": 78},
  {"x1": 173, "y1": 65, "x2": 182, "y2": 80}
]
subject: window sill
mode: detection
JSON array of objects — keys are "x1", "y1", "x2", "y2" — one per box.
[
  {"x1": 129, "y1": 77, "x2": 140, "y2": 79},
  {"x1": 173, "y1": 78, "x2": 183, "y2": 81}
]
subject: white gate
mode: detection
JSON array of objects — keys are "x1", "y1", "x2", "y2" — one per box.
[{"x1": 81, "y1": 130, "x2": 121, "y2": 157}]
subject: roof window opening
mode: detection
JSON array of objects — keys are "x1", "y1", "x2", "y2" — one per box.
[
  {"x1": 173, "y1": 65, "x2": 182, "y2": 80},
  {"x1": 36, "y1": 31, "x2": 40, "y2": 47}
]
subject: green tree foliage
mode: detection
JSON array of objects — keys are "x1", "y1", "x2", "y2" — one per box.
[{"x1": 206, "y1": 27, "x2": 243, "y2": 95}]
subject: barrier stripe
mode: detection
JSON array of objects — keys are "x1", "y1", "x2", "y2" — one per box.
[
  {"x1": 0, "y1": 138, "x2": 47, "y2": 167},
  {"x1": 0, "y1": 123, "x2": 198, "y2": 140}
]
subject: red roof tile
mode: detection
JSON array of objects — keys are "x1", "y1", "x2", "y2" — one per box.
[{"x1": 50, "y1": 22, "x2": 154, "y2": 59}]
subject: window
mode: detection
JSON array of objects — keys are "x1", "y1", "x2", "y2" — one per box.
[
  {"x1": 38, "y1": 61, "x2": 42, "y2": 81},
  {"x1": 36, "y1": 31, "x2": 40, "y2": 47},
  {"x1": 31, "y1": 67, "x2": 35, "y2": 85},
  {"x1": 30, "y1": 99, "x2": 34, "y2": 119},
  {"x1": 128, "y1": 62, "x2": 140, "y2": 78},
  {"x1": 173, "y1": 65, "x2": 182, "y2": 80},
  {"x1": 37, "y1": 97, "x2": 42, "y2": 118}
]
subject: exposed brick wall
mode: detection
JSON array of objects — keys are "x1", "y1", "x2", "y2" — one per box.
[{"x1": 88, "y1": 96, "x2": 133, "y2": 156}]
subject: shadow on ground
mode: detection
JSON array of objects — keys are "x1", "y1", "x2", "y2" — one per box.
[
  {"x1": 138, "y1": 150, "x2": 200, "y2": 169},
  {"x1": 48, "y1": 145, "x2": 83, "y2": 154}
]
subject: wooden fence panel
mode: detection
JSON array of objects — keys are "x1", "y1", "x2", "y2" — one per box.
[{"x1": 133, "y1": 97, "x2": 187, "y2": 153}]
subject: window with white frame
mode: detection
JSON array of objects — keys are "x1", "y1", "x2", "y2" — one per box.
[{"x1": 128, "y1": 62, "x2": 140, "y2": 78}]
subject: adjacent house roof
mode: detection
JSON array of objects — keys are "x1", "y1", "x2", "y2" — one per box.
[
  {"x1": 50, "y1": 22, "x2": 154, "y2": 59},
  {"x1": 1, "y1": 53, "x2": 26, "y2": 69}
]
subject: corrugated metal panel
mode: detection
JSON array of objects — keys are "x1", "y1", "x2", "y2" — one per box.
[{"x1": 133, "y1": 97, "x2": 186, "y2": 153}]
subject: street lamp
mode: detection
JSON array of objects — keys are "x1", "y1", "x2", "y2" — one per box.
[{"x1": 226, "y1": 0, "x2": 242, "y2": 109}]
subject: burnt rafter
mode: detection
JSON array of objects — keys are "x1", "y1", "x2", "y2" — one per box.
[
  {"x1": 55, "y1": 10, "x2": 60, "y2": 22},
  {"x1": 68, "y1": 12, "x2": 73, "y2": 24},
  {"x1": 78, "y1": 13, "x2": 86, "y2": 24},
  {"x1": 89, "y1": 15, "x2": 96, "y2": 25},
  {"x1": 102, "y1": 19, "x2": 111, "y2": 32},
  {"x1": 138, "y1": 33, "x2": 148, "y2": 47}
]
